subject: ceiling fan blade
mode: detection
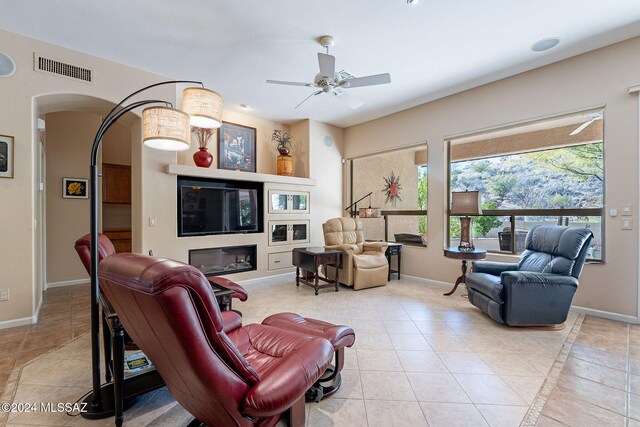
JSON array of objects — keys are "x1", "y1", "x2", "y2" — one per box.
[
  {"x1": 333, "y1": 89, "x2": 364, "y2": 110},
  {"x1": 266, "y1": 79, "x2": 314, "y2": 87},
  {"x1": 340, "y1": 73, "x2": 391, "y2": 88},
  {"x1": 295, "y1": 91, "x2": 322, "y2": 109},
  {"x1": 570, "y1": 118, "x2": 596, "y2": 136},
  {"x1": 318, "y1": 53, "x2": 336, "y2": 78}
]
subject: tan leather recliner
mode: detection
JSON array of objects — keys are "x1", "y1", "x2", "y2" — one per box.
[{"x1": 323, "y1": 217, "x2": 389, "y2": 290}]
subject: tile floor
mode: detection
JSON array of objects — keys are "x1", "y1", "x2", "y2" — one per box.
[{"x1": 0, "y1": 275, "x2": 635, "y2": 426}]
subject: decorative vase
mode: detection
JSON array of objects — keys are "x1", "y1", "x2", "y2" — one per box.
[
  {"x1": 278, "y1": 148, "x2": 290, "y2": 156},
  {"x1": 277, "y1": 154, "x2": 293, "y2": 176},
  {"x1": 193, "y1": 147, "x2": 213, "y2": 168}
]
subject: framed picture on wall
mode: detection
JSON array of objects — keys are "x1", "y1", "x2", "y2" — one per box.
[
  {"x1": 218, "y1": 122, "x2": 256, "y2": 172},
  {"x1": 0, "y1": 134, "x2": 14, "y2": 179},
  {"x1": 62, "y1": 177, "x2": 89, "y2": 199}
]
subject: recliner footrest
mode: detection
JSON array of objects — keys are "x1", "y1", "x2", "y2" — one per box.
[{"x1": 262, "y1": 313, "x2": 355, "y2": 400}]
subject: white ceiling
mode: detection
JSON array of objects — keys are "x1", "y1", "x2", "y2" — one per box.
[{"x1": 2, "y1": 0, "x2": 640, "y2": 128}]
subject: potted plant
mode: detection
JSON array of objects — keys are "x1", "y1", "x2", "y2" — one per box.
[
  {"x1": 272, "y1": 130, "x2": 292, "y2": 156},
  {"x1": 192, "y1": 127, "x2": 214, "y2": 168}
]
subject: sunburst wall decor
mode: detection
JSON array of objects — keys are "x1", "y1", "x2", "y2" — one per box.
[{"x1": 382, "y1": 171, "x2": 402, "y2": 206}]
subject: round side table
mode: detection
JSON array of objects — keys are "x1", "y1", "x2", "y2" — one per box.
[{"x1": 443, "y1": 247, "x2": 487, "y2": 296}]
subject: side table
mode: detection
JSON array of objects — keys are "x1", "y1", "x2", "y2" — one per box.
[
  {"x1": 386, "y1": 243, "x2": 402, "y2": 280},
  {"x1": 443, "y1": 247, "x2": 487, "y2": 296},
  {"x1": 292, "y1": 247, "x2": 341, "y2": 295}
]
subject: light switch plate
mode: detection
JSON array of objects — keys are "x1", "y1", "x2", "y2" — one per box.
[
  {"x1": 0, "y1": 289, "x2": 9, "y2": 302},
  {"x1": 622, "y1": 204, "x2": 632, "y2": 216},
  {"x1": 149, "y1": 217, "x2": 158, "y2": 227},
  {"x1": 622, "y1": 218, "x2": 633, "y2": 230}
]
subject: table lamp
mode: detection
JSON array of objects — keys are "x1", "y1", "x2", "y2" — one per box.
[{"x1": 450, "y1": 190, "x2": 483, "y2": 250}]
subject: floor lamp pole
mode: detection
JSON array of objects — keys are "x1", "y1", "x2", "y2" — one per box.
[{"x1": 81, "y1": 81, "x2": 202, "y2": 418}]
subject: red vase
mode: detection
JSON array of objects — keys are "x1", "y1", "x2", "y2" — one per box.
[{"x1": 193, "y1": 147, "x2": 213, "y2": 168}]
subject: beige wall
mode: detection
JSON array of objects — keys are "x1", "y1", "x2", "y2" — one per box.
[
  {"x1": 345, "y1": 36, "x2": 640, "y2": 319},
  {"x1": 0, "y1": 29, "x2": 168, "y2": 325},
  {"x1": 44, "y1": 112, "x2": 99, "y2": 284},
  {"x1": 308, "y1": 120, "x2": 345, "y2": 246}
]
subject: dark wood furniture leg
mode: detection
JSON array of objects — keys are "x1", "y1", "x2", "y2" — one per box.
[
  {"x1": 444, "y1": 260, "x2": 467, "y2": 296},
  {"x1": 334, "y1": 263, "x2": 339, "y2": 292},
  {"x1": 314, "y1": 260, "x2": 320, "y2": 295},
  {"x1": 296, "y1": 267, "x2": 300, "y2": 286},
  {"x1": 397, "y1": 250, "x2": 401, "y2": 279}
]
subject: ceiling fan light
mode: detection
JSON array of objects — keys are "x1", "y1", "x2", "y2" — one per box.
[
  {"x1": 142, "y1": 106, "x2": 191, "y2": 151},
  {"x1": 182, "y1": 87, "x2": 223, "y2": 129},
  {"x1": 407, "y1": 0, "x2": 421, "y2": 5}
]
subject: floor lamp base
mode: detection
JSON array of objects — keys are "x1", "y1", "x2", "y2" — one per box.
[{"x1": 79, "y1": 383, "x2": 138, "y2": 420}]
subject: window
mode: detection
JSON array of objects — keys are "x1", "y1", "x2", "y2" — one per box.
[
  {"x1": 448, "y1": 110, "x2": 604, "y2": 260},
  {"x1": 349, "y1": 144, "x2": 428, "y2": 245}
]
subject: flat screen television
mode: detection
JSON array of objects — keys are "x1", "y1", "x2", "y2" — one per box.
[{"x1": 177, "y1": 177, "x2": 263, "y2": 236}]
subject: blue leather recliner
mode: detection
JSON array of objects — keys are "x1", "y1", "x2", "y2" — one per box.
[{"x1": 466, "y1": 225, "x2": 593, "y2": 326}]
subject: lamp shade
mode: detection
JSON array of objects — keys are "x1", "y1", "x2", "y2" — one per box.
[
  {"x1": 182, "y1": 87, "x2": 223, "y2": 129},
  {"x1": 359, "y1": 207, "x2": 382, "y2": 218},
  {"x1": 142, "y1": 106, "x2": 191, "y2": 151},
  {"x1": 450, "y1": 191, "x2": 483, "y2": 215}
]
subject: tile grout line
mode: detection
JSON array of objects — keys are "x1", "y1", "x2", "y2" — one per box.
[{"x1": 520, "y1": 313, "x2": 584, "y2": 427}]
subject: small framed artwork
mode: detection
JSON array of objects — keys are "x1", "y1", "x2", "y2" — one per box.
[
  {"x1": 0, "y1": 134, "x2": 14, "y2": 179},
  {"x1": 62, "y1": 178, "x2": 89, "y2": 199},
  {"x1": 218, "y1": 122, "x2": 256, "y2": 172}
]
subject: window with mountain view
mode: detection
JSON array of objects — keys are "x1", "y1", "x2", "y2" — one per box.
[{"x1": 448, "y1": 110, "x2": 604, "y2": 260}]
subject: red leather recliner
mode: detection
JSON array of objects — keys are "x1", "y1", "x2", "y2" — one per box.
[{"x1": 98, "y1": 253, "x2": 334, "y2": 427}]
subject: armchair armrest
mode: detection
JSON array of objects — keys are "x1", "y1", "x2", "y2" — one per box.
[
  {"x1": 500, "y1": 271, "x2": 579, "y2": 325},
  {"x1": 242, "y1": 329, "x2": 333, "y2": 418},
  {"x1": 325, "y1": 244, "x2": 358, "y2": 253},
  {"x1": 472, "y1": 261, "x2": 518, "y2": 276},
  {"x1": 501, "y1": 271, "x2": 579, "y2": 288},
  {"x1": 221, "y1": 310, "x2": 242, "y2": 334},
  {"x1": 363, "y1": 241, "x2": 388, "y2": 253}
]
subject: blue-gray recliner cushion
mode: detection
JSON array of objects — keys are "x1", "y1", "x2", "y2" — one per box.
[{"x1": 519, "y1": 226, "x2": 593, "y2": 277}]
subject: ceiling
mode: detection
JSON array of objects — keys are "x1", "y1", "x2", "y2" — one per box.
[{"x1": 2, "y1": 1, "x2": 640, "y2": 128}]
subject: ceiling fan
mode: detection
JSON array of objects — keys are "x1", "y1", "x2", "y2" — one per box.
[
  {"x1": 570, "y1": 111, "x2": 603, "y2": 136},
  {"x1": 266, "y1": 36, "x2": 391, "y2": 110}
]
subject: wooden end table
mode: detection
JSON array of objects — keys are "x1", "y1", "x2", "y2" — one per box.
[
  {"x1": 385, "y1": 242, "x2": 403, "y2": 280},
  {"x1": 292, "y1": 247, "x2": 342, "y2": 295},
  {"x1": 443, "y1": 246, "x2": 487, "y2": 296}
]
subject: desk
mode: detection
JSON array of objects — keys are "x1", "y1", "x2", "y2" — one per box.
[
  {"x1": 443, "y1": 247, "x2": 486, "y2": 296},
  {"x1": 292, "y1": 247, "x2": 341, "y2": 295},
  {"x1": 101, "y1": 279, "x2": 233, "y2": 426}
]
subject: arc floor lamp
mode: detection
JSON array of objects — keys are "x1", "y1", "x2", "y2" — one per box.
[{"x1": 82, "y1": 80, "x2": 222, "y2": 419}]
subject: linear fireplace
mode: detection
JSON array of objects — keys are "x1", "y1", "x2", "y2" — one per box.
[{"x1": 189, "y1": 245, "x2": 257, "y2": 276}]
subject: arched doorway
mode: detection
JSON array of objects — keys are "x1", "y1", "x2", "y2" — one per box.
[{"x1": 33, "y1": 94, "x2": 139, "y2": 298}]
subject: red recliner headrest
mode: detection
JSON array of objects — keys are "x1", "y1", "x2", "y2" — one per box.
[{"x1": 74, "y1": 233, "x2": 116, "y2": 274}]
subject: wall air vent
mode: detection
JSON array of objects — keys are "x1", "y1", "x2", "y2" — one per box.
[{"x1": 34, "y1": 53, "x2": 93, "y2": 84}]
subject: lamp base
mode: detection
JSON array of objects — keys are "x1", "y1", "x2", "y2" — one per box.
[{"x1": 79, "y1": 383, "x2": 138, "y2": 420}]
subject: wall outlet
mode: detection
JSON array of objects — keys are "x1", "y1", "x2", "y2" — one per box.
[
  {"x1": 0, "y1": 289, "x2": 9, "y2": 302},
  {"x1": 622, "y1": 218, "x2": 633, "y2": 230}
]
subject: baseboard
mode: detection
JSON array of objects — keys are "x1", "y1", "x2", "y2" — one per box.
[
  {"x1": 46, "y1": 278, "x2": 90, "y2": 288},
  {"x1": 0, "y1": 316, "x2": 34, "y2": 330},
  {"x1": 400, "y1": 274, "x2": 452, "y2": 289},
  {"x1": 570, "y1": 305, "x2": 639, "y2": 324}
]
